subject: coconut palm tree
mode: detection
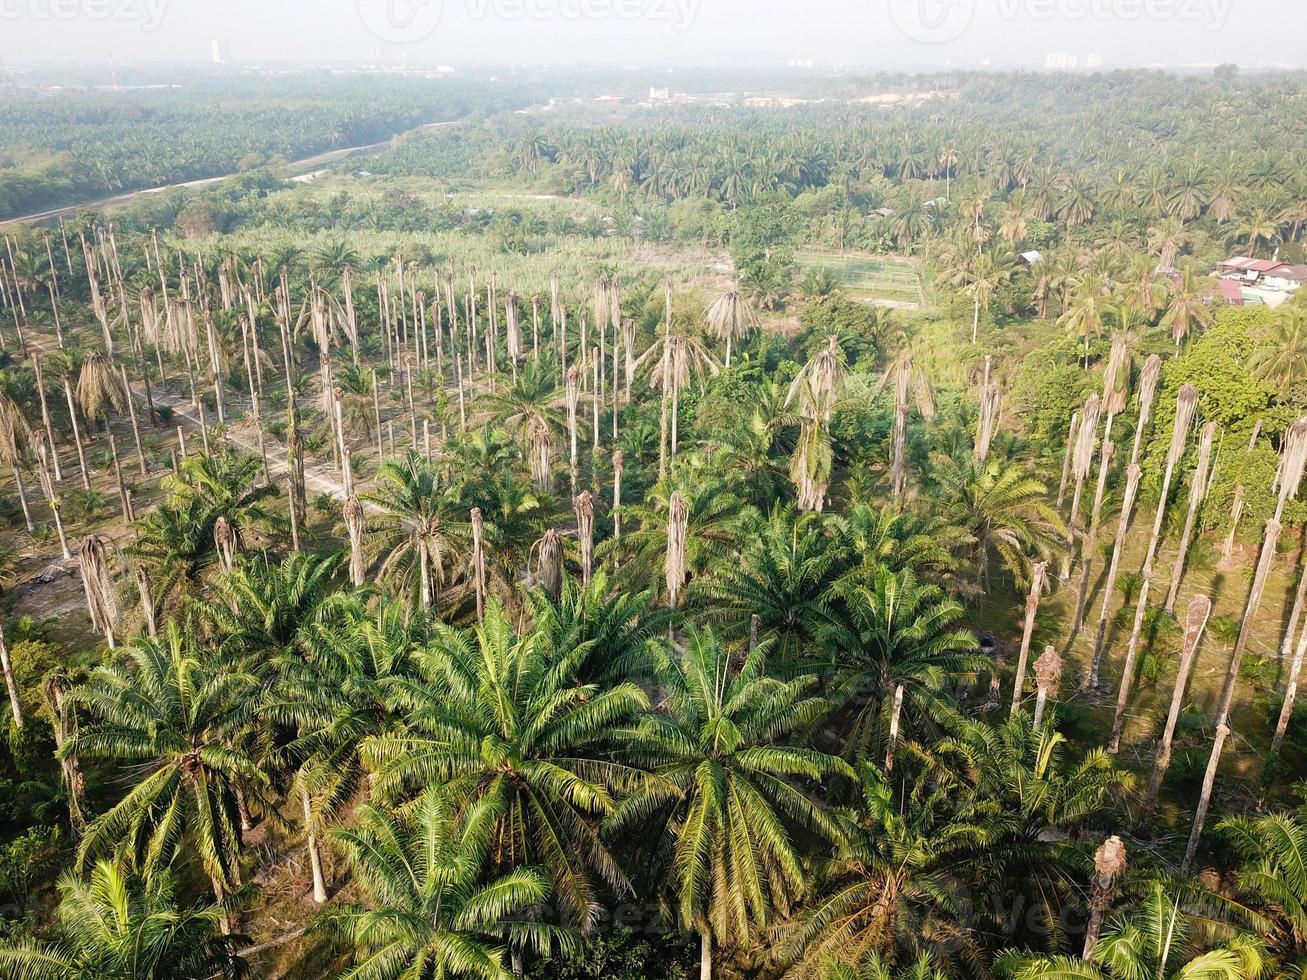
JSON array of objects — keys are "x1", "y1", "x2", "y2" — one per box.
[
  {"x1": 0, "y1": 861, "x2": 247, "y2": 979},
  {"x1": 327, "y1": 784, "x2": 572, "y2": 980},
  {"x1": 1161, "y1": 268, "x2": 1215, "y2": 347},
  {"x1": 614, "y1": 626, "x2": 851, "y2": 980},
  {"x1": 1249, "y1": 305, "x2": 1307, "y2": 396},
  {"x1": 361, "y1": 601, "x2": 653, "y2": 931},
  {"x1": 67, "y1": 625, "x2": 267, "y2": 915},
  {"x1": 962, "y1": 248, "x2": 1015, "y2": 344}
]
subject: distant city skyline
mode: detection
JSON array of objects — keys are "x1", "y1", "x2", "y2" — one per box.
[{"x1": 0, "y1": 0, "x2": 1298, "y2": 71}]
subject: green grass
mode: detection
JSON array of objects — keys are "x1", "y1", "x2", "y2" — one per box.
[{"x1": 797, "y1": 249, "x2": 923, "y2": 306}]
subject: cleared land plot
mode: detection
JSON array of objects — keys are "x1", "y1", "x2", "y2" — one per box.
[{"x1": 796, "y1": 249, "x2": 923, "y2": 308}]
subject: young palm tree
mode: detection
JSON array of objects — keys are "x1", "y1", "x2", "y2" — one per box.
[
  {"x1": 67, "y1": 625, "x2": 267, "y2": 916},
  {"x1": 614, "y1": 627, "x2": 851, "y2": 980},
  {"x1": 774, "y1": 765, "x2": 984, "y2": 978},
  {"x1": 362, "y1": 449, "x2": 470, "y2": 611},
  {"x1": 820, "y1": 567, "x2": 985, "y2": 765},
  {"x1": 1218, "y1": 811, "x2": 1307, "y2": 965},
  {"x1": 933, "y1": 456, "x2": 1066, "y2": 586},
  {"x1": 362, "y1": 601, "x2": 652, "y2": 931},
  {"x1": 0, "y1": 861, "x2": 247, "y2": 980},
  {"x1": 327, "y1": 784, "x2": 571, "y2": 980},
  {"x1": 690, "y1": 504, "x2": 839, "y2": 662}
]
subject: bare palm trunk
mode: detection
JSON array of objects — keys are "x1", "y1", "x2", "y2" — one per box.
[
  {"x1": 1164, "y1": 421, "x2": 1218, "y2": 613},
  {"x1": 303, "y1": 790, "x2": 328, "y2": 904},
  {"x1": 1088, "y1": 464, "x2": 1143, "y2": 686},
  {"x1": 1010, "y1": 562, "x2": 1048, "y2": 717},
  {"x1": 1070, "y1": 421, "x2": 1115, "y2": 634},
  {"x1": 64, "y1": 380, "x2": 90, "y2": 490},
  {"x1": 700, "y1": 932, "x2": 712, "y2": 980},
  {"x1": 1185, "y1": 421, "x2": 1307, "y2": 871},
  {"x1": 1083, "y1": 838, "x2": 1126, "y2": 959},
  {"x1": 1056, "y1": 412, "x2": 1080, "y2": 509},
  {"x1": 1032, "y1": 646, "x2": 1062, "y2": 728},
  {"x1": 0, "y1": 622, "x2": 23, "y2": 728},
  {"x1": 471, "y1": 508, "x2": 487, "y2": 622},
  {"x1": 885, "y1": 683, "x2": 905, "y2": 772},
  {"x1": 1143, "y1": 596, "x2": 1211, "y2": 810}
]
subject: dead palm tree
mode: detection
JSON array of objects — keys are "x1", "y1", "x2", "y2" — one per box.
[
  {"x1": 975, "y1": 382, "x2": 1002, "y2": 463},
  {"x1": 1088, "y1": 355, "x2": 1163, "y2": 676},
  {"x1": 0, "y1": 392, "x2": 34, "y2": 532},
  {"x1": 1009, "y1": 561, "x2": 1048, "y2": 717},
  {"x1": 666, "y1": 490, "x2": 688, "y2": 611},
  {"x1": 1103, "y1": 386, "x2": 1199, "y2": 713},
  {"x1": 1184, "y1": 418, "x2": 1307, "y2": 872},
  {"x1": 873, "y1": 348, "x2": 936, "y2": 500},
  {"x1": 1141, "y1": 595, "x2": 1211, "y2": 807},
  {"x1": 705, "y1": 284, "x2": 759, "y2": 367},
  {"x1": 637, "y1": 285, "x2": 719, "y2": 479},
  {"x1": 1083, "y1": 837, "x2": 1127, "y2": 959},
  {"x1": 1164, "y1": 421, "x2": 1219, "y2": 612},
  {"x1": 1031, "y1": 646, "x2": 1063, "y2": 729},
  {"x1": 78, "y1": 534, "x2": 119, "y2": 648}
]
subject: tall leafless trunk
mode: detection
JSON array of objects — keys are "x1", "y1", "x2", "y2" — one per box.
[
  {"x1": 1142, "y1": 596, "x2": 1211, "y2": 808},
  {"x1": 1009, "y1": 561, "x2": 1048, "y2": 717},
  {"x1": 1184, "y1": 418, "x2": 1307, "y2": 872},
  {"x1": 1164, "y1": 420, "x2": 1218, "y2": 612},
  {"x1": 1083, "y1": 837, "x2": 1127, "y2": 959}
]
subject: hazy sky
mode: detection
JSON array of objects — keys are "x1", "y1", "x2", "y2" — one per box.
[{"x1": 0, "y1": 0, "x2": 1298, "y2": 70}]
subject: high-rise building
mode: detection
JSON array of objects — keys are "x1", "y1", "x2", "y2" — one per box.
[{"x1": 211, "y1": 38, "x2": 229, "y2": 65}]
